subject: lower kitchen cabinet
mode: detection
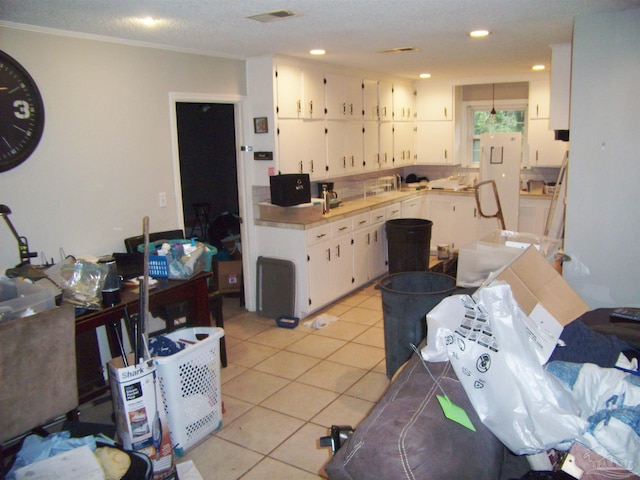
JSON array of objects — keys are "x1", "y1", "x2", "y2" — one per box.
[
  {"x1": 518, "y1": 196, "x2": 551, "y2": 237},
  {"x1": 426, "y1": 194, "x2": 480, "y2": 250}
]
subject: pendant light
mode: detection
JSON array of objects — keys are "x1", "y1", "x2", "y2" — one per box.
[{"x1": 490, "y1": 83, "x2": 497, "y2": 117}]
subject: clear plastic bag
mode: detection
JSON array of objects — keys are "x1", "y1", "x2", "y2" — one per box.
[
  {"x1": 423, "y1": 282, "x2": 587, "y2": 454},
  {"x1": 59, "y1": 258, "x2": 106, "y2": 309}
]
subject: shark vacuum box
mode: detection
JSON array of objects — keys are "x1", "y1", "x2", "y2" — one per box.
[{"x1": 269, "y1": 173, "x2": 311, "y2": 206}]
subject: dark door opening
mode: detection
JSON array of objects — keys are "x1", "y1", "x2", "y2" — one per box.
[{"x1": 175, "y1": 102, "x2": 239, "y2": 247}]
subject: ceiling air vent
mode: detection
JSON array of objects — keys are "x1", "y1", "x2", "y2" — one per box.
[
  {"x1": 247, "y1": 10, "x2": 300, "y2": 23},
  {"x1": 380, "y1": 47, "x2": 419, "y2": 53}
]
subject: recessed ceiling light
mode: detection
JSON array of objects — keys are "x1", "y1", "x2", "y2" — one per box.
[
  {"x1": 310, "y1": 49, "x2": 326, "y2": 56},
  {"x1": 137, "y1": 16, "x2": 160, "y2": 26},
  {"x1": 469, "y1": 30, "x2": 490, "y2": 38},
  {"x1": 532, "y1": 65, "x2": 546, "y2": 71},
  {"x1": 419, "y1": 73, "x2": 431, "y2": 79}
]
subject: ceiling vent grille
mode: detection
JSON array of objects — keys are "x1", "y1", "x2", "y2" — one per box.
[
  {"x1": 380, "y1": 47, "x2": 419, "y2": 53},
  {"x1": 247, "y1": 10, "x2": 300, "y2": 23}
]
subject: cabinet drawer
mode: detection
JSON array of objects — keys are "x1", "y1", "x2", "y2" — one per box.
[
  {"x1": 370, "y1": 207, "x2": 386, "y2": 225},
  {"x1": 331, "y1": 217, "x2": 353, "y2": 237},
  {"x1": 307, "y1": 224, "x2": 331, "y2": 246},
  {"x1": 352, "y1": 212, "x2": 371, "y2": 230},
  {"x1": 385, "y1": 203, "x2": 402, "y2": 219}
]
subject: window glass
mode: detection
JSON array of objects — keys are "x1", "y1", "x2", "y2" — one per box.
[{"x1": 471, "y1": 109, "x2": 525, "y2": 163}]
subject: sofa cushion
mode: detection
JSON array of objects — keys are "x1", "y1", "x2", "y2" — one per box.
[{"x1": 325, "y1": 354, "x2": 529, "y2": 480}]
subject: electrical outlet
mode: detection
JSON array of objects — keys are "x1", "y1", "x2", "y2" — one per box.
[{"x1": 158, "y1": 192, "x2": 167, "y2": 207}]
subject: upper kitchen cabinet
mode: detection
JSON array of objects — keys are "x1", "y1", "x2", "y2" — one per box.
[
  {"x1": 275, "y1": 62, "x2": 303, "y2": 119},
  {"x1": 277, "y1": 118, "x2": 327, "y2": 179},
  {"x1": 528, "y1": 79, "x2": 551, "y2": 119},
  {"x1": 325, "y1": 73, "x2": 363, "y2": 120},
  {"x1": 379, "y1": 81, "x2": 393, "y2": 121},
  {"x1": 393, "y1": 83, "x2": 414, "y2": 122},
  {"x1": 549, "y1": 43, "x2": 572, "y2": 131},
  {"x1": 326, "y1": 120, "x2": 363, "y2": 176},
  {"x1": 275, "y1": 61, "x2": 325, "y2": 119},
  {"x1": 416, "y1": 82, "x2": 454, "y2": 121},
  {"x1": 363, "y1": 79, "x2": 393, "y2": 121},
  {"x1": 527, "y1": 119, "x2": 568, "y2": 167},
  {"x1": 393, "y1": 122, "x2": 414, "y2": 166},
  {"x1": 415, "y1": 121, "x2": 454, "y2": 164}
]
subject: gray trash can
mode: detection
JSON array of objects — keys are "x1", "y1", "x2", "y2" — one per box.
[
  {"x1": 385, "y1": 218, "x2": 433, "y2": 273},
  {"x1": 376, "y1": 272, "x2": 457, "y2": 379}
]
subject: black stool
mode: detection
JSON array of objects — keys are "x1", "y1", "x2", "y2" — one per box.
[{"x1": 190, "y1": 203, "x2": 211, "y2": 239}]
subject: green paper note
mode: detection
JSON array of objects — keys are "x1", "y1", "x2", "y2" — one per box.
[{"x1": 436, "y1": 395, "x2": 476, "y2": 432}]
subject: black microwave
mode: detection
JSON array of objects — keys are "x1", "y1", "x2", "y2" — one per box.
[{"x1": 269, "y1": 174, "x2": 311, "y2": 206}]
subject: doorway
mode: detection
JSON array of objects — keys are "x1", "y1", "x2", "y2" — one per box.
[{"x1": 175, "y1": 102, "x2": 239, "y2": 244}]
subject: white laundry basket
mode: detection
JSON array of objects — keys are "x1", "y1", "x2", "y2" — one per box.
[{"x1": 154, "y1": 327, "x2": 224, "y2": 456}]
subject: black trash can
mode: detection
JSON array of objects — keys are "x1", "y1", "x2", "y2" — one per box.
[
  {"x1": 376, "y1": 272, "x2": 457, "y2": 379},
  {"x1": 385, "y1": 218, "x2": 433, "y2": 273}
]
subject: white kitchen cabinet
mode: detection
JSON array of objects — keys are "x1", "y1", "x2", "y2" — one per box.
[
  {"x1": 386, "y1": 202, "x2": 402, "y2": 220},
  {"x1": 528, "y1": 119, "x2": 568, "y2": 167},
  {"x1": 528, "y1": 79, "x2": 551, "y2": 119},
  {"x1": 415, "y1": 121, "x2": 454, "y2": 164},
  {"x1": 393, "y1": 83, "x2": 414, "y2": 122},
  {"x1": 302, "y1": 66, "x2": 326, "y2": 120},
  {"x1": 275, "y1": 62, "x2": 303, "y2": 119},
  {"x1": 518, "y1": 196, "x2": 551, "y2": 236},
  {"x1": 277, "y1": 119, "x2": 327, "y2": 178},
  {"x1": 550, "y1": 43, "x2": 572, "y2": 131},
  {"x1": 379, "y1": 81, "x2": 393, "y2": 121},
  {"x1": 307, "y1": 238, "x2": 335, "y2": 309},
  {"x1": 416, "y1": 82, "x2": 454, "y2": 121},
  {"x1": 353, "y1": 208, "x2": 388, "y2": 287},
  {"x1": 427, "y1": 194, "x2": 479, "y2": 250},
  {"x1": 363, "y1": 79, "x2": 379, "y2": 121},
  {"x1": 363, "y1": 121, "x2": 382, "y2": 172},
  {"x1": 401, "y1": 195, "x2": 426, "y2": 219},
  {"x1": 378, "y1": 122, "x2": 394, "y2": 170},
  {"x1": 325, "y1": 73, "x2": 363, "y2": 120},
  {"x1": 326, "y1": 120, "x2": 363, "y2": 176},
  {"x1": 394, "y1": 122, "x2": 414, "y2": 166}
]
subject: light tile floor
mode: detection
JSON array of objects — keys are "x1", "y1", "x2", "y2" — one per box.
[
  {"x1": 73, "y1": 281, "x2": 388, "y2": 478},
  {"x1": 178, "y1": 281, "x2": 389, "y2": 479}
]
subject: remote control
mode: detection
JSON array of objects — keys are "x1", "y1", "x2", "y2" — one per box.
[{"x1": 610, "y1": 307, "x2": 640, "y2": 323}]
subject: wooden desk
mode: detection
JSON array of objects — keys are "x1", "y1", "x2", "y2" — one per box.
[{"x1": 75, "y1": 271, "x2": 212, "y2": 405}]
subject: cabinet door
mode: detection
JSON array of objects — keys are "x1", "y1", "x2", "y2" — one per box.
[
  {"x1": 307, "y1": 240, "x2": 334, "y2": 309},
  {"x1": 452, "y1": 196, "x2": 479, "y2": 249},
  {"x1": 363, "y1": 79, "x2": 379, "y2": 121},
  {"x1": 379, "y1": 122, "x2": 394, "y2": 169},
  {"x1": 304, "y1": 120, "x2": 328, "y2": 179},
  {"x1": 276, "y1": 63, "x2": 303, "y2": 119},
  {"x1": 416, "y1": 83, "x2": 453, "y2": 121},
  {"x1": 346, "y1": 122, "x2": 364, "y2": 172},
  {"x1": 333, "y1": 233, "x2": 354, "y2": 296},
  {"x1": 277, "y1": 119, "x2": 304, "y2": 174},
  {"x1": 370, "y1": 222, "x2": 388, "y2": 279},
  {"x1": 528, "y1": 80, "x2": 550, "y2": 119},
  {"x1": 378, "y1": 81, "x2": 393, "y2": 121},
  {"x1": 302, "y1": 67, "x2": 325, "y2": 119},
  {"x1": 415, "y1": 121, "x2": 454, "y2": 164},
  {"x1": 352, "y1": 228, "x2": 372, "y2": 288},
  {"x1": 394, "y1": 122, "x2": 414, "y2": 166},
  {"x1": 325, "y1": 73, "x2": 362, "y2": 120},
  {"x1": 428, "y1": 196, "x2": 456, "y2": 249},
  {"x1": 402, "y1": 196, "x2": 425, "y2": 219},
  {"x1": 528, "y1": 120, "x2": 567, "y2": 167},
  {"x1": 393, "y1": 83, "x2": 414, "y2": 121},
  {"x1": 363, "y1": 121, "x2": 381, "y2": 172},
  {"x1": 518, "y1": 197, "x2": 550, "y2": 236},
  {"x1": 326, "y1": 121, "x2": 362, "y2": 176}
]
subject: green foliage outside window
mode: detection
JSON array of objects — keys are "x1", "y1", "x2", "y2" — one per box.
[{"x1": 472, "y1": 109, "x2": 525, "y2": 162}]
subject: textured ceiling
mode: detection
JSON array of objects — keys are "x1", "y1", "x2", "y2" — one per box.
[{"x1": 1, "y1": 0, "x2": 639, "y2": 80}]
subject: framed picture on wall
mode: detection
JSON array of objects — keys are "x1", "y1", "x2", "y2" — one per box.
[{"x1": 254, "y1": 117, "x2": 268, "y2": 134}]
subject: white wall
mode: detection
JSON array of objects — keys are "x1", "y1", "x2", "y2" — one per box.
[
  {"x1": 0, "y1": 26, "x2": 245, "y2": 269},
  {"x1": 563, "y1": 8, "x2": 640, "y2": 307}
]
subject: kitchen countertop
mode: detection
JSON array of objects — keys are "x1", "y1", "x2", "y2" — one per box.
[{"x1": 255, "y1": 187, "x2": 552, "y2": 230}]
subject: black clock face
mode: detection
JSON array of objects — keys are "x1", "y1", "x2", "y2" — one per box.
[{"x1": 0, "y1": 50, "x2": 45, "y2": 172}]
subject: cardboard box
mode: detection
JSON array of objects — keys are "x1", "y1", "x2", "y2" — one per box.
[
  {"x1": 559, "y1": 443, "x2": 640, "y2": 479},
  {"x1": 457, "y1": 230, "x2": 561, "y2": 287},
  {"x1": 108, "y1": 355, "x2": 177, "y2": 479},
  {"x1": 487, "y1": 246, "x2": 589, "y2": 363},
  {"x1": 213, "y1": 251, "x2": 243, "y2": 293}
]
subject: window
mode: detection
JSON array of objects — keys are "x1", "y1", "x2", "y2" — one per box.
[{"x1": 470, "y1": 107, "x2": 526, "y2": 163}]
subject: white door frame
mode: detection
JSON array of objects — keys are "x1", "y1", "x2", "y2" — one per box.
[{"x1": 168, "y1": 92, "x2": 251, "y2": 300}]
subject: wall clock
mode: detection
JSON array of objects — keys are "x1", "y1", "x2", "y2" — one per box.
[{"x1": 0, "y1": 50, "x2": 45, "y2": 172}]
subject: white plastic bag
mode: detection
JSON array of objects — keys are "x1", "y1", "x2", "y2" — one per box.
[{"x1": 422, "y1": 282, "x2": 587, "y2": 454}]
